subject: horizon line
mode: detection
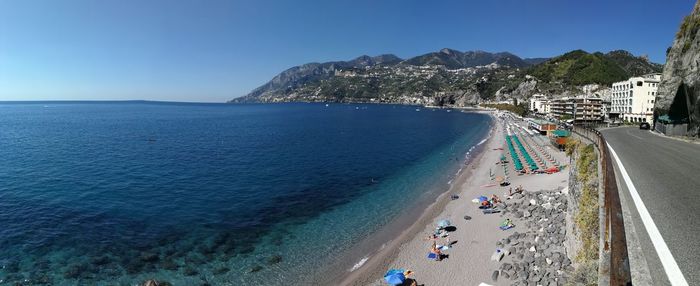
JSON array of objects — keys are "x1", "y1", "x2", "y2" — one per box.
[{"x1": 0, "y1": 99, "x2": 232, "y2": 104}]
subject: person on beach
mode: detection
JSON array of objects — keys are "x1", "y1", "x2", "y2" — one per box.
[
  {"x1": 403, "y1": 271, "x2": 418, "y2": 286},
  {"x1": 425, "y1": 233, "x2": 438, "y2": 241},
  {"x1": 510, "y1": 185, "x2": 523, "y2": 195},
  {"x1": 427, "y1": 228, "x2": 444, "y2": 239},
  {"x1": 430, "y1": 241, "x2": 442, "y2": 261},
  {"x1": 491, "y1": 194, "x2": 501, "y2": 204}
]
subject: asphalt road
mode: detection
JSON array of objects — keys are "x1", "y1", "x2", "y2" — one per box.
[{"x1": 602, "y1": 127, "x2": 700, "y2": 286}]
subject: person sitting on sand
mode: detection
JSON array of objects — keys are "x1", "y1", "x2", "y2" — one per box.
[
  {"x1": 491, "y1": 194, "x2": 501, "y2": 204},
  {"x1": 501, "y1": 218, "x2": 514, "y2": 228},
  {"x1": 499, "y1": 218, "x2": 515, "y2": 230},
  {"x1": 510, "y1": 186, "x2": 523, "y2": 195},
  {"x1": 430, "y1": 241, "x2": 442, "y2": 261}
]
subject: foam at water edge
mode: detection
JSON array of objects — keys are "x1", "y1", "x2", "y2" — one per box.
[{"x1": 349, "y1": 256, "x2": 369, "y2": 272}]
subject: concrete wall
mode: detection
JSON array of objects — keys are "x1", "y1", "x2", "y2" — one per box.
[{"x1": 655, "y1": 122, "x2": 689, "y2": 136}]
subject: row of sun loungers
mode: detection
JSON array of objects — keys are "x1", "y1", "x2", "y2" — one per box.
[{"x1": 504, "y1": 121, "x2": 563, "y2": 175}]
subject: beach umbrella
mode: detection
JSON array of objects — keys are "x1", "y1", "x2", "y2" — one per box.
[
  {"x1": 383, "y1": 269, "x2": 406, "y2": 285},
  {"x1": 437, "y1": 219, "x2": 451, "y2": 228}
]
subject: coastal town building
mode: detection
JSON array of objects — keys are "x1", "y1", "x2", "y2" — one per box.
[
  {"x1": 601, "y1": 99, "x2": 612, "y2": 121},
  {"x1": 610, "y1": 73, "x2": 661, "y2": 123},
  {"x1": 526, "y1": 118, "x2": 557, "y2": 135},
  {"x1": 550, "y1": 96, "x2": 605, "y2": 123},
  {"x1": 529, "y1": 94, "x2": 551, "y2": 115}
]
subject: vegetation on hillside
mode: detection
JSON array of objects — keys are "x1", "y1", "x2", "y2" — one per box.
[
  {"x1": 481, "y1": 103, "x2": 529, "y2": 116},
  {"x1": 677, "y1": 12, "x2": 700, "y2": 52},
  {"x1": 529, "y1": 50, "x2": 633, "y2": 86}
]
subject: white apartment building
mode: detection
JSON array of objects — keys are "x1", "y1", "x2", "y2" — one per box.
[
  {"x1": 542, "y1": 101, "x2": 551, "y2": 114},
  {"x1": 529, "y1": 94, "x2": 550, "y2": 114},
  {"x1": 610, "y1": 74, "x2": 661, "y2": 123}
]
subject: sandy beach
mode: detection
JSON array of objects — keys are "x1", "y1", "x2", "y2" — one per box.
[{"x1": 342, "y1": 112, "x2": 570, "y2": 286}]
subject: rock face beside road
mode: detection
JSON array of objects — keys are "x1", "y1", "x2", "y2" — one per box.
[{"x1": 656, "y1": 0, "x2": 700, "y2": 136}]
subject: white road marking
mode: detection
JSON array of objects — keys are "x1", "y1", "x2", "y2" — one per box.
[{"x1": 607, "y1": 143, "x2": 689, "y2": 286}]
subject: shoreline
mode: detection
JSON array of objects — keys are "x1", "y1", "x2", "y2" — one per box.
[
  {"x1": 336, "y1": 111, "x2": 498, "y2": 285},
  {"x1": 340, "y1": 111, "x2": 572, "y2": 286}
]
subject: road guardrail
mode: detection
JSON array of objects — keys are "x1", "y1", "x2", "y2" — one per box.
[{"x1": 571, "y1": 125, "x2": 631, "y2": 286}]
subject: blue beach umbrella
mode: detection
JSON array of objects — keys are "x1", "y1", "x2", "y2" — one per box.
[
  {"x1": 437, "y1": 219, "x2": 451, "y2": 228},
  {"x1": 384, "y1": 269, "x2": 406, "y2": 285}
]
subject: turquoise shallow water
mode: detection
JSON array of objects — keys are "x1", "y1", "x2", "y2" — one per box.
[{"x1": 0, "y1": 102, "x2": 490, "y2": 285}]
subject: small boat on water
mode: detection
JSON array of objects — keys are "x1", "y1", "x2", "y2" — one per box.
[{"x1": 415, "y1": 108, "x2": 420, "y2": 112}]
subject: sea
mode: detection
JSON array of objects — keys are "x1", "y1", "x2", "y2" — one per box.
[{"x1": 0, "y1": 102, "x2": 491, "y2": 285}]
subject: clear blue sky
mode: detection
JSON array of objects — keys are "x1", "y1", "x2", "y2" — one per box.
[{"x1": 0, "y1": 0, "x2": 695, "y2": 102}]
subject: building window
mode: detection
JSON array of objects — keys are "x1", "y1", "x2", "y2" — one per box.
[{"x1": 637, "y1": 81, "x2": 643, "y2": 86}]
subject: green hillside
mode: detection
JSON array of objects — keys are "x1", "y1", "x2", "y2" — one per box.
[{"x1": 528, "y1": 50, "x2": 661, "y2": 86}]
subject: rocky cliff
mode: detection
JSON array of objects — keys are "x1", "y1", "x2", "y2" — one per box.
[{"x1": 656, "y1": 0, "x2": 700, "y2": 136}]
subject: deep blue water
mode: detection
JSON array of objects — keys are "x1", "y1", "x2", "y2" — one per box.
[{"x1": 0, "y1": 102, "x2": 490, "y2": 285}]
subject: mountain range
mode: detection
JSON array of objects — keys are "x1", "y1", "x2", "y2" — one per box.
[{"x1": 231, "y1": 48, "x2": 662, "y2": 106}]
